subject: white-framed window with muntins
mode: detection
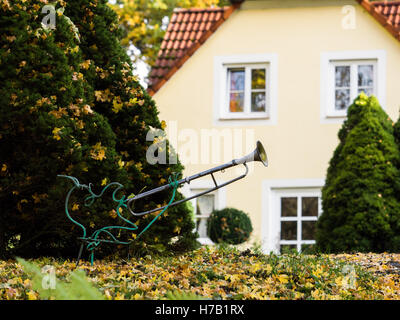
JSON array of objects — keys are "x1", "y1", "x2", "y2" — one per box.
[
  {"x1": 214, "y1": 54, "x2": 278, "y2": 125},
  {"x1": 321, "y1": 50, "x2": 386, "y2": 122},
  {"x1": 268, "y1": 188, "x2": 322, "y2": 253},
  {"x1": 329, "y1": 60, "x2": 377, "y2": 117},
  {"x1": 224, "y1": 64, "x2": 269, "y2": 118}
]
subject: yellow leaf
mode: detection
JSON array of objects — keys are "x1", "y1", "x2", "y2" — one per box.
[
  {"x1": 80, "y1": 60, "x2": 91, "y2": 70},
  {"x1": 72, "y1": 203, "x2": 79, "y2": 211},
  {"x1": 52, "y1": 127, "x2": 63, "y2": 140},
  {"x1": 277, "y1": 274, "x2": 289, "y2": 284},
  {"x1": 133, "y1": 293, "x2": 141, "y2": 300},
  {"x1": 101, "y1": 178, "x2": 108, "y2": 186},
  {"x1": 109, "y1": 209, "x2": 117, "y2": 219},
  {"x1": 173, "y1": 225, "x2": 181, "y2": 234},
  {"x1": 70, "y1": 46, "x2": 79, "y2": 54},
  {"x1": 112, "y1": 99, "x2": 123, "y2": 113},
  {"x1": 90, "y1": 142, "x2": 107, "y2": 161},
  {"x1": 27, "y1": 291, "x2": 37, "y2": 300},
  {"x1": 1, "y1": 164, "x2": 7, "y2": 172},
  {"x1": 250, "y1": 262, "x2": 262, "y2": 273},
  {"x1": 32, "y1": 193, "x2": 41, "y2": 204}
]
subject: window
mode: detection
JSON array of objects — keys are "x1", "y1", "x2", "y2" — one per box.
[
  {"x1": 321, "y1": 50, "x2": 386, "y2": 121},
  {"x1": 214, "y1": 54, "x2": 278, "y2": 124},
  {"x1": 279, "y1": 194, "x2": 321, "y2": 253},
  {"x1": 191, "y1": 190, "x2": 216, "y2": 244},
  {"x1": 331, "y1": 60, "x2": 377, "y2": 115},
  {"x1": 225, "y1": 64, "x2": 268, "y2": 117}
]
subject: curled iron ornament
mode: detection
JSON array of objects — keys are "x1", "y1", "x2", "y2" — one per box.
[{"x1": 58, "y1": 173, "x2": 179, "y2": 266}]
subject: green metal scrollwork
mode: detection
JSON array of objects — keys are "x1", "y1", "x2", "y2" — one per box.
[{"x1": 58, "y1": 174, "x2": 179, "y2": 265}]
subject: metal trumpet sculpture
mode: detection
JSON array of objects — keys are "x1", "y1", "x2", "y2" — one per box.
[{"x1": 59, "y1": 141, "x2": 268, "y2": 265}]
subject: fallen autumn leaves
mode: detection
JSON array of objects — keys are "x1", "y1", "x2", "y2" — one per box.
[{"x1": 1, "y1": 246, "x2": 400, "y2": 300}]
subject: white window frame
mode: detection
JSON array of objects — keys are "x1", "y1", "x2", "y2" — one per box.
[
  {"x1": 223, "y1": 63, "x2": 269, "y2": 119},
  {"x1": 320, "y1": 50, "x2": 386, "y2": 123},
  {"x1": 275, "y1": 189, "x2": 322, "y2": 253},
  {"x1": 214, "y1": 54, "x2": 278, "y2": 126},
  {"x1": 261, "y1": 179, "x2": 324, "y2": 254}
]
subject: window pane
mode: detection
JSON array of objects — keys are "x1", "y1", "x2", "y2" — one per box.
[
  {"x1": 335, "y1": 89, "x2": 350, "y2": 110},
  {"x1": 335, "y1": 66, "x2": 350, "y2": 87},
  {"x1": 358, "y1": 65, "x2": 374, "y2": 87},
  {"x1": 229, "y1": 93, "x2": 244, "y2": 112},
  {"x1": 302, "y1": 197, "x2": 318, "y2": 217},
  {"x1": 301, "y1": 221, "x2": 316, "y2": 240},
  {"x1": 281, "y1": 197, "x2": 297, "y2": 217},
  {"x1": 196, "y1": 218, "x2": 208, "y2": 238},
  {"x1": 358, "y1": 88, "x2": 373, "y2": 96},
  {"x1": 196, "y1": 195, "x2": 214, "y2": 216},
  {"x1": 301, "y1": 244, "x2": 315, "y2": 254},
  {"x1": 251, "y1": 68, "x2": 266, "y2": 89},
  {"x1": 280, "y1": 245, "x2": 297, "y2": 253},
  {"x1": 251, "y1": 92, "x2": 266, "y2": 112},
  {"x1": 229, "y1": 68, "x2": 245, "y2": 91},
  {"x1": 281, "y1": 221, "x2": 297, "y2": 240}
]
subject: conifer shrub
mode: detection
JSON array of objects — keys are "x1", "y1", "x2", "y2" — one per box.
[
  {"x1": 0, "y1": 0, "x2": 129, "y2": 258},
  {"x1": 316, "y1": 93, "x2": 400, "y2": 253},
  {"x1": 0, "y1": 0, "x2": 198, "y2": 259},
  {"x1": 207, "y1": 208, "x2": 253, "y2": 245},
  {"x1": 64, "y1": 0, "x2": 198, "y2": 253}
]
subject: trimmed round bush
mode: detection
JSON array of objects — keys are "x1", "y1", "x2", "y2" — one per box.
[{"x1": 207, "y1": 208, "x2": 253, "y2": 245}]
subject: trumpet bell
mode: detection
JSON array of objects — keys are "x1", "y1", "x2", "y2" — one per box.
[
  {"x1": 256, "y1": 140, "x2": 268, "y2": 167},
  {"x1": 235, "y1": 140, "x2": 268, "y2": 167}
]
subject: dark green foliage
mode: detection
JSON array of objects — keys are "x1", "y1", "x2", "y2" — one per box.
[
  {"x1": 207, "y1": 208, "x2": 253, "y2": 245},
  {"x1": 0, "y1": 0, "x2": 197, "y2": 259},
  {"x1": 316, "y1": 93, "x2": 400, "y2": 253},
  {"x1": 0, "y1": 1, "x2": 129, "y2": 258},
  {"x1": 63, "y1": 0, "x2": 198, "y2": 254}
]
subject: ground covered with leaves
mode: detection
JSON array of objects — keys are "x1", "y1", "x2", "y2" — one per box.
[{"x1": 1, "y1": 246, "x2": 400, "y2": 300}]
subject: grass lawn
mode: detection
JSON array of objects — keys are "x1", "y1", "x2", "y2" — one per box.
[{"x1": 1, "y1": 246, "x2": 399, "y2": 300}]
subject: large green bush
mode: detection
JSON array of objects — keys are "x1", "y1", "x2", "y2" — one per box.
[
  {"x1": 64, "y1": 0, "x2": 198, "y2": 253},
  {"x1": 0, "y1": 0, "x2": 197, "y2": 259},
  {"x1": 0, "y1": 0, "x2": 129, "y2": 258},
  {"x1": 207, "y1": 208, "x2": 253, "y2": 245},
  {"x1": 316, "y1": 93, "x2": 400, "y2": 253}
]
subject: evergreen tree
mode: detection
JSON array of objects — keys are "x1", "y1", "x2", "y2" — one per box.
[
  {"x1": 0, "y1": 0, "x2": 129, "y2": 258},
  {"x1": 64, "y1": 0, "x2": 198, "y2": 253},
  {"x1": 316, "y1": 93, "x2": 400, "y2": 253}
]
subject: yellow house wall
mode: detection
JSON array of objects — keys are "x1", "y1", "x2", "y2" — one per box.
[{"x1": 152, "y1": 0, "x2": 400, "y2": 246}]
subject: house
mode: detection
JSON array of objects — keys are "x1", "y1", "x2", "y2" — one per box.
[{"x1": 147, "y1": 0, "x2": 400, "y2": 253}]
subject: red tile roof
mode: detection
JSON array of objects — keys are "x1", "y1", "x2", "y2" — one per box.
[
  {"x1": 357, "y1": 0, "x2": 400, "y2": 41},
  {"x1": 148, "y1": 1, "x2": 400, "y2": 96},
  {"x1": 373, "y1": 1, "x2": 400, "y2": 30},
  {"x1": 147, "y1": 5, "x2": 239, "y2": 95}
]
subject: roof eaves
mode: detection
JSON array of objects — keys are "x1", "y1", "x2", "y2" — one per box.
[
  {"x1": 147, "y1": 5, "x2": 239, "y2": 96},
  {"x1": 356, "y1": 0, "x2": 400, "y2": 42}
]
